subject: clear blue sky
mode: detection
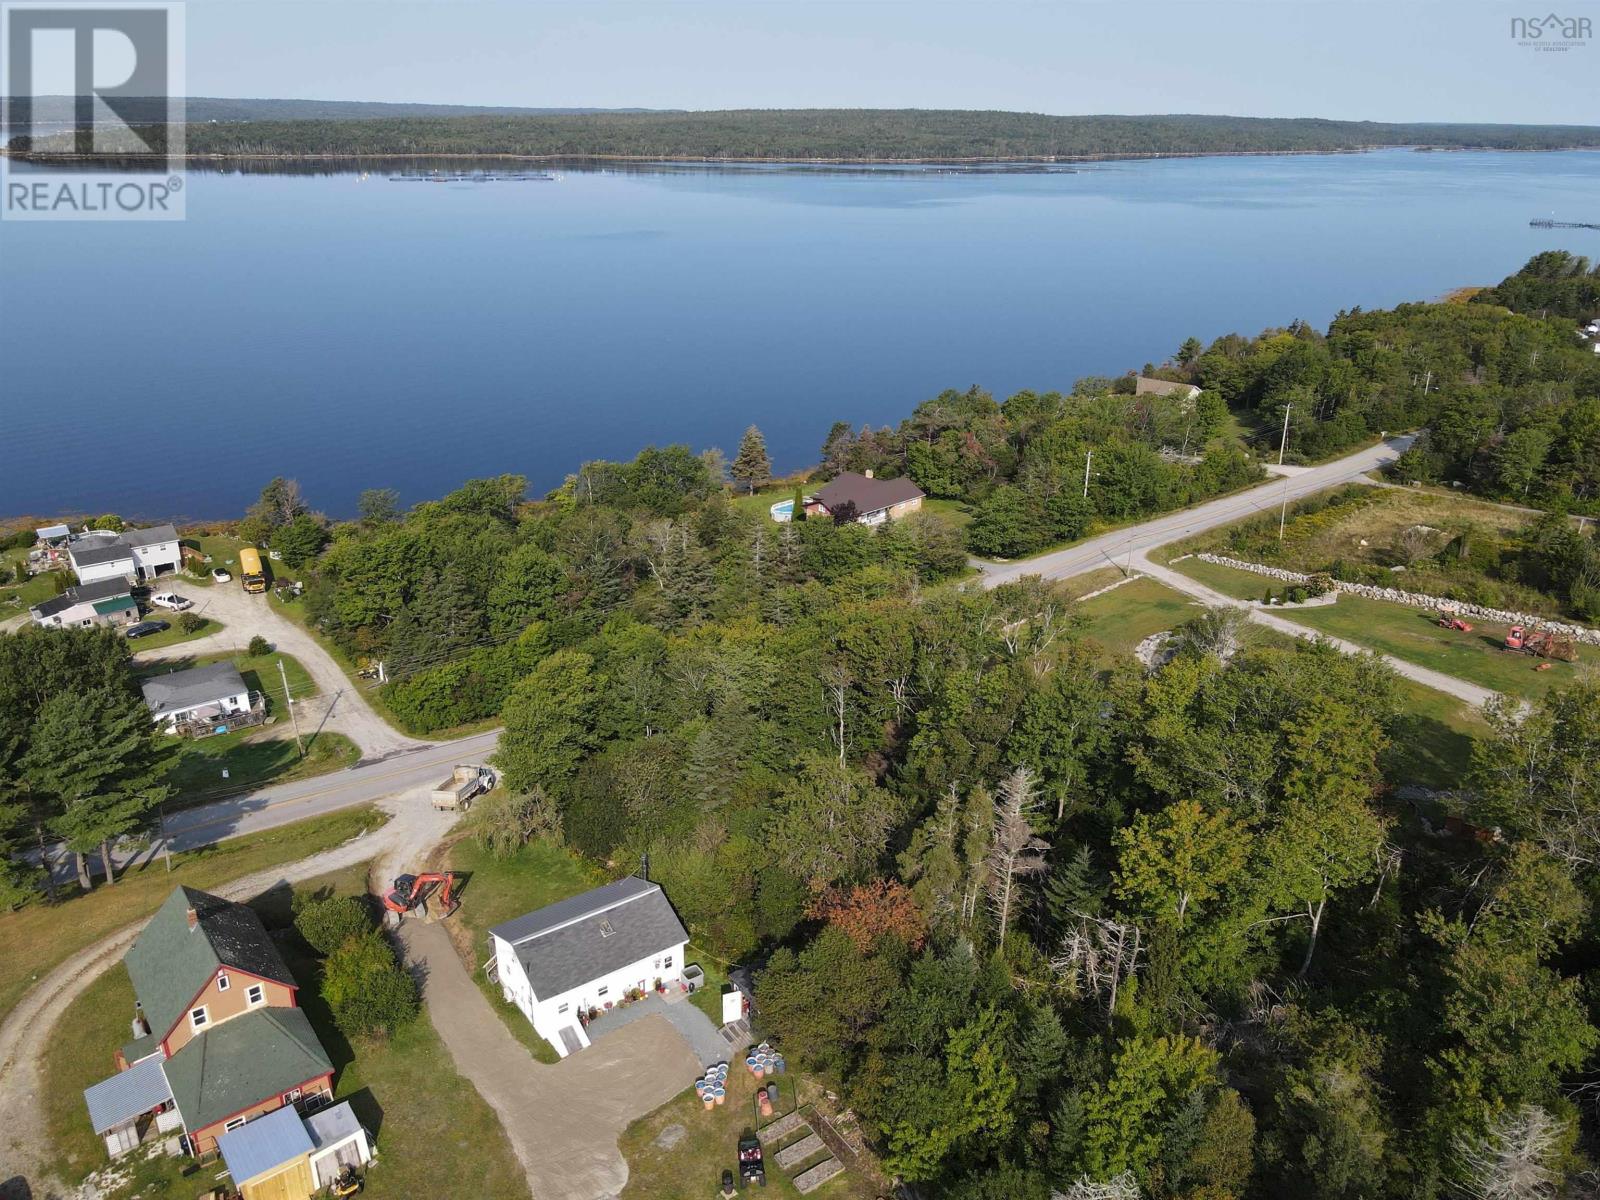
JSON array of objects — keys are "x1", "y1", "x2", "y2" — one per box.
[{"x1": 183, "y1": 0, "x2": 1597, "y2": 124}]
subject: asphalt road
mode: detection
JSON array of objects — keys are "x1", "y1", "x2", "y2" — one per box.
[{"x1": 976, "y1": 435, "x2": 1414, "y2": 588}]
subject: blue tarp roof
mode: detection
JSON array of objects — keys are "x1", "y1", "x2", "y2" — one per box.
[
  {"x1": 83, "y1": 1057, "x2": 173, "y2": 1134},
  {"x1": 217, "y1": 1104, "x2": 313, "y2": 1184}
]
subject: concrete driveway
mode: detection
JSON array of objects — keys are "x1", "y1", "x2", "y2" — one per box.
[{"x1": 400, "y1": 921, "x2": 701, "y2": 1200}]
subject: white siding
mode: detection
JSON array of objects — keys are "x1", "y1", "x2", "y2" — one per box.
[
  {"x1": 132, "y1": 542, "x2": 181, "y2": 578},
  {"x1": 157, "y1": 690, "x2": 252, "y2": 728},
  {"x1": 73, "y1": 557, "x2": 134, "y2": 585},
  {"x1": 492, "y1": 933, "x2": 687, "y2": 1059}
]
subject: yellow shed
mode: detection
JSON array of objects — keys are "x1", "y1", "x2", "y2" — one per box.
[{"x1": 216, "y1": 1106, "x2": 316, "y2": 1200}]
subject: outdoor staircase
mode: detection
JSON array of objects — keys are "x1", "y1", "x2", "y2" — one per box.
[{"x1": 719, "y1": 1017, "x2": 751, "y2": 1045}]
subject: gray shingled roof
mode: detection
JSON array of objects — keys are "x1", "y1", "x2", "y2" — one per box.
[
  {"x1": 30, "y1": 576, "x2": 132, "y2": 619},
  {"x1": 83, "y1": 1055, "x2": 174, "y2": 1134},
  {"x1": 124, "y1": 887, "x2": 294, "y2": 1042},
  {"x1": 140, "y1": 662, "x2": 250, "y2": 719},
  {"x1": 1134, "y1": 375, "x2": 1200, "y2": 397},
  {"x1": 68, "y1": 535, "x2": 135, "y2": 568},
  {"x1": 163, "y1": 1006, "x2": 331, "y2": 1134},
  {"x1": 490, "y1": 878, "x2": 689, "y2": 1001},
  {"x1": 119, "y1": 524, "x2": 179, "y2": 548},
  {"x1": 812, "y1": 472, "x2": 924, "y2": 516}
]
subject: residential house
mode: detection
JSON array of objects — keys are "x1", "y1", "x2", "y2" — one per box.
[
  {"x1": 82, "y1": 887, "x2": 334, "y2": 1160},
  {"x1": 1133, "y1": 375, "x2": 1202, "y2": 402},
  {"x1": 216, "y1": 1099, "x2": 373, "y2": 1200},
  {"x1": 489, "y1": 877, "x2": 690, "y2": 1059},
  {"x1": 806, "y1": 471, "x2": 925, "y2": 526},
  {"x1": 28, "y1": 577, "x2": 138, "y2": 629},
  {"x1": 67, "y1": 524, "x2": 182, "y2": 585},
  {"x1": 141, "y1": 662, "x2": 258, "y2": 735}
]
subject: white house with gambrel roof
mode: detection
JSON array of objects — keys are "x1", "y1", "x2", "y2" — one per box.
[{"x1": 488, "y1": 877, "x2": 689, "y2": 1058}]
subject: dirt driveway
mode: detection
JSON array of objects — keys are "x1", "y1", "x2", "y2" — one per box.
[
  {"x1": 399, "y1": 921, "x2": 701, "y2": 1200},
  {"x1": 133, "y1": 582, "x2": 426, "y2": 759}
]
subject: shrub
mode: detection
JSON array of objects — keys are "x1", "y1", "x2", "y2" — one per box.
[
  {"x1": 295, "y1": 894, "x2": 373, "y2": 954},
  {"x1": 1287, "y1": 587, "x2": 1308, "y2": 603},
  {"x1": 247, "y1": 634, "x2": 271, "y2": 657},
  {"x1": 178, "y1": 612, "x2": 205, "y2": 634},
  {"x1": 321, "y1": 929, "x2": 419, "y2": 1037},
  {"x1": 470, "y1": 787, "x2": 562, "y2": 859}
]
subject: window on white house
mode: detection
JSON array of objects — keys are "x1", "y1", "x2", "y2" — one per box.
[
  {"x1": 664, "y1": 955, "x2": 673, "y2": 968},
  {"x1": 190, "y1": 1007, "x2": 208, "y2": 1030},
  {"x1": 216, "y1": 973, "x2": 229, "y2": 991},
  {"x1": 597, "y1": 986, "x2": 609, "y2": 997},
  {"x1": 224, "y1": 1117, "x2": 246, "y2": 1132},
  {"x1": 558, "y1": 1003, "x2": 569, "y2": 1015},
  {"x1": 246, "y1": 984, "x2": 264, "y2": 1007}
]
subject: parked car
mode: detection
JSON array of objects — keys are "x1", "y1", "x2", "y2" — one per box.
[
  {"x1": 125, "y1": 620, "x2": 170, "y2": 639},
  {"x1": 211, "y1": 567, "x2": 232, "y2": 582},
  {"x1": 149, "y1": 591, "x2": 192, "y2": 611}
]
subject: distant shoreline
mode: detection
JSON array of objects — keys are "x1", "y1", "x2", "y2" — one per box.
[{"x1": 8, "y1": 143, "x2": 1600, "y2": 169}]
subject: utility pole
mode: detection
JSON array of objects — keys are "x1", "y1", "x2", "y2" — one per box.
[
  {"x1": 278, "y1": 659, "x2": 305, "y2": 758},
  {"x1": 1082, "y1": 450, "x2": 1093, "y2": 499},
  {"x1": 1278, "y1": 403, "x2": 1293, "y2": 467}
]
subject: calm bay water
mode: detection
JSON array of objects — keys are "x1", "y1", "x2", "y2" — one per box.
[{"x1": 2, "y1": 149, "x2": 1598, "y2": 519}]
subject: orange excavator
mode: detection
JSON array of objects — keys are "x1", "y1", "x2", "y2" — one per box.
[{"x1": 382, "y1": 872, "x2": 459, "y2": 920}]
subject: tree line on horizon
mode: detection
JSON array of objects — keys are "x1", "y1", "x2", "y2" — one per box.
[{"x1": 15, "y1": 109, "x2": 1600, "y2": 159}]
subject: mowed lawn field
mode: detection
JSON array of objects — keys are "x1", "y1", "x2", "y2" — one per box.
[
  {"x1": 40, "y1": 861, "x2": 530, "y2": 1200},
  {"x1": 0, "y1": 805, "x2": 387, "y2": 1025}
]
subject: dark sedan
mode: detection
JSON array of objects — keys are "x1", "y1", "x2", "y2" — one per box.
[{"x1": 125, "y1": 620, "x2": 170, "y2": 639}]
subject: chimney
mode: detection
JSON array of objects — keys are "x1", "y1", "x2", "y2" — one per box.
[
  {"x1": 131, "y1": 1009, "x2": 150, "y2": 1039},
  {"x1": 864, "y1": 469, "x2": 874, "y2": 479},
  {"x1": 186, "y1": 906, "x2": 198, "y2": 931}
]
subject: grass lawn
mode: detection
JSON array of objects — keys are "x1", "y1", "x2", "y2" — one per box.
[
  {"x1": 0, "y1": 805, "x2": 387, "y2": 1026},
  {"x1": 162, "y1": 728, "x2": 360, "y2": 803},
  {"x1": 920, "y1": 497, "x2": 973, "y2": 530},
  {"x1": 618, "y1": 1062, "x2": 871, "y2": 1200},
  {"x1": 40, "y1": 861, "x2": 530, "y2": 1200},
  {"x1": 1168, "y1": 556, "x2": 1277, "y2": 601},
  {"x1": 123, "y1": 614, "x2": 224, "y2": 651},
  {"x1": 1072, "y1": 576, "x2": 1207, "y2": 660},
  {"x1": 1273, "y1": 593, "x2": 1592, "y2": 703},
  {"x1": 444, "y1": 832, "x2": 607, "y2": 1063},
  {"x1": 178, "y1": 533, "x2": 305, "y2": 590}
]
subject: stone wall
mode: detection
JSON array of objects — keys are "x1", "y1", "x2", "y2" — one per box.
[{"x1": 1194, "y1": 553, "x2": 1600, "y2": 647}]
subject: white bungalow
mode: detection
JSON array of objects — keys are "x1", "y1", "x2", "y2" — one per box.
[{"x1": 488, "y1": 877, "x2": 689, "y2": 1059}]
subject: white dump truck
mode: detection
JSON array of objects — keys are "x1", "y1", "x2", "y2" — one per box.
[{"x1": 431, "y1": 764, "x2": 494, "y2": 811}]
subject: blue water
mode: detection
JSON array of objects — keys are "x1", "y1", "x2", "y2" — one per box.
[{"x1": 2, "y1": 149, "x2": 1598, "y2": 519}]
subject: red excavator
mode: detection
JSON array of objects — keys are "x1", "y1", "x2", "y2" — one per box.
[
  {"x1": 1504, "y1": 625, "x2": 1578, "y2": 662},
  {"x1": 382, "y1": 872, "x2": 459, "y2": 920}
]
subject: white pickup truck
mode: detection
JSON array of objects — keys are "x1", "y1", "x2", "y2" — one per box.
[{"x1": 431, "y1": 764, "x2": 494, "y2": 811}]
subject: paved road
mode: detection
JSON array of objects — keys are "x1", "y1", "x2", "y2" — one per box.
[
  {"x1": 54, "y1": 730, "x2": 501, "y2": 881},
  {"x1": 976, "y1": 435, "x2": 1413, "y2": 588}
]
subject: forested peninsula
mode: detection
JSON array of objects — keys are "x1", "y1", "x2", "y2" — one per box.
[{"x1": 11, "y1": 108, "x2": 1600, "y2": 161}]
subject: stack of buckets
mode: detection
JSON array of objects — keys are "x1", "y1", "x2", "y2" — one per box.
[
  {"x1": 695, "y1": 1062, "x2": 728, "y2": 1112},
  {"x1": 758, "y1": 1081, "x2": 778, "y2": 1118},
  {"x1": 746, "y1": 1042, "x2": 785, "y2": 1080}
]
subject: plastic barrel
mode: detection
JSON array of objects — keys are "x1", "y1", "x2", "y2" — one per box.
[
  {"x1": 695, "y1": 1079, "x2": 707, "y2": 1096},
  {"x1": 713, "y1": 1087, "x2": 726, "y2": 1106},
  {"x1": 703, "y1": 1093, "x2": 715, "y2": 1111}
]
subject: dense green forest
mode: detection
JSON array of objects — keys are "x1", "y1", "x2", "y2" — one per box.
[
  {"x1": 13, "y1": 109, "x2": 1600, "y2": 159},
  {"x1": 8, "y1": 253, "x2": 1600, "y2": 1198}
]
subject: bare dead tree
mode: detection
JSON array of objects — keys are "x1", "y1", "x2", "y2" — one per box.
[
  {"x1": 988, "y1": 767, "x2": 1050, "y2": 937},
  {"x1": 1053, "y1": 910, "x2": 1142, "y2": 1024},
  {"x1": 1370, "y1": 842, "x2": 1403, "y2": 908},
  {"x1": 1053, "y1": 1171, "x2": 1141, "y2": 1200},
  {"x1": 1452, "y1": 1104, "x2": 1562, "y2": 1200}
]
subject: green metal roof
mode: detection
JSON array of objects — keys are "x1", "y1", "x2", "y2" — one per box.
[
  {"x1": 163, "y1": 1007, "x2": 332, "y2": 1134},
  {"x1": 124, "y1": 887, "x2": 295, "y2": 1043},
  {"x1": 92, "y1": 595, "x2": 137, "y2": 615},
  {"x1": 121, "y1": 1031, "x2": 159, "y2": 1065}
]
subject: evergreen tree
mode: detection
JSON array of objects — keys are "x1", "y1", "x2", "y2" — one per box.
[
  {"x1": 731, "y1": 425, "x2": 772, "y2": 494},
  {"x1": 22, "y1": 687, "x2": 173, "y2": 887}
]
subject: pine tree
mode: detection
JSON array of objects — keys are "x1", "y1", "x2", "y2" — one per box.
[
  {"x1": 731, "y1": 425, "x2": 772, "y2": 495},
  {"x1": 22, "y1": 687, "x2": 173, "y2": 887},
  {"x1": 1042, "y1": 843, "x2": 1103, "y2": 935},
  {"x1": 791, "y1": 485, "x2": 806, "y2": 523}
]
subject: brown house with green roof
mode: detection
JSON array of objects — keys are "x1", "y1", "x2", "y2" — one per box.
[{"x1": 83, "y1": 887, "x2": 334, "y2": 1160}]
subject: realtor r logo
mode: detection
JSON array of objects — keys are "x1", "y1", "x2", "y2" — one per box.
[
  {"x1": 1509, "y1": 12, "x2": 1592, "y2": 51},
  {"x1": 1, "y1": 1, "x2": 186, "y2": 220}
]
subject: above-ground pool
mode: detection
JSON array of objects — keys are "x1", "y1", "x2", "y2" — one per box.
[{"x1": 769, "y1": 498, "x2": 795, "y2": 522}]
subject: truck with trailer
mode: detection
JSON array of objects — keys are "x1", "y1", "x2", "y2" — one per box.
[
  {"x1": 431, "y1": 764, "x2": 494, "y2": 811},
  {"x1": 238, "y1": 546, "x2": 268, "y2": 594}
]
